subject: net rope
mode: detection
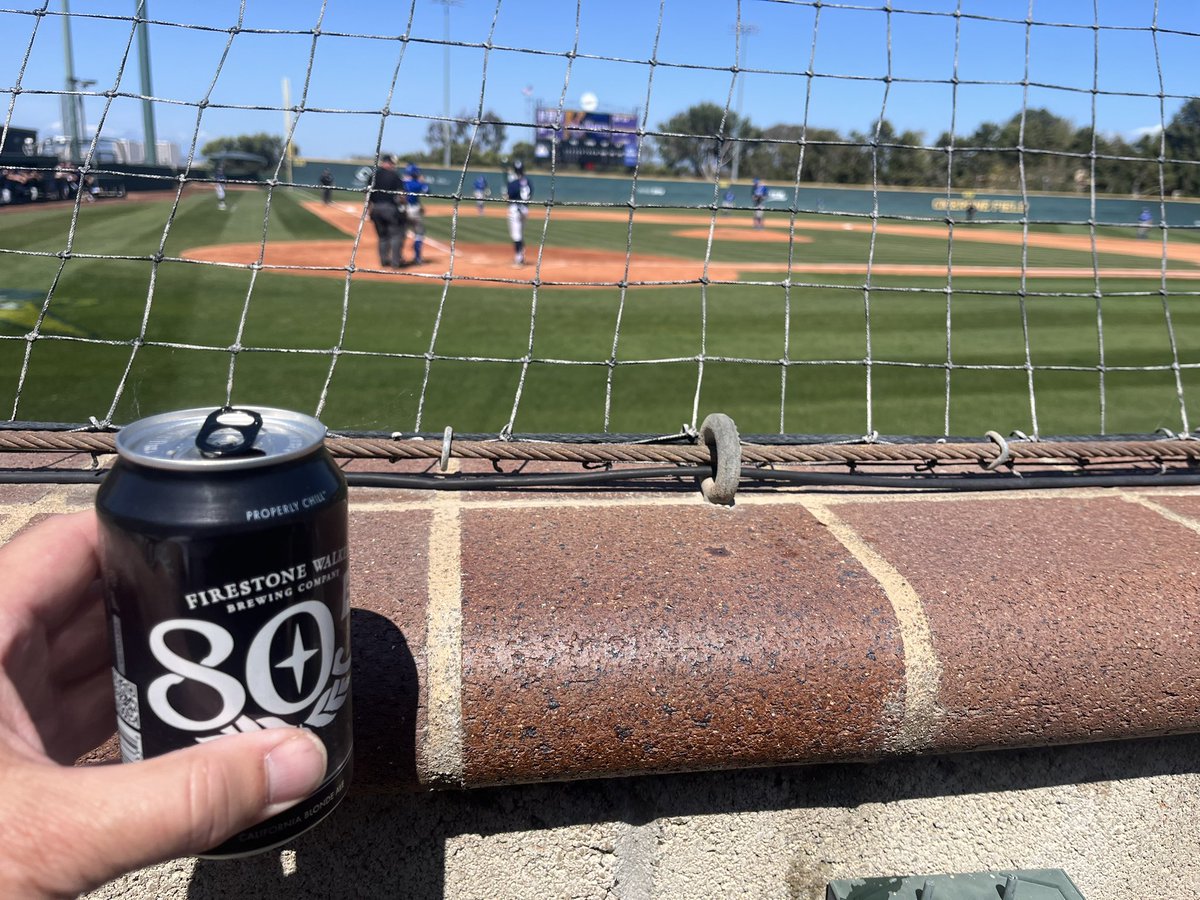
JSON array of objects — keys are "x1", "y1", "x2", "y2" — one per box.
[{"x1": 0, "y1": 0, "x2": 1197, "y2": 451}]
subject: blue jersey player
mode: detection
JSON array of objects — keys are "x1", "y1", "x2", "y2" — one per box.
[
  {"x1": 402, "y1": 163, "x2": 430, "y2": 265},
  {"x1": 751, "y1": 178, "x2": 768, "y2": 229},
  {"x1": 1137, "y1": 207, "x2": 1153, "y2": 239},
  {"x1": 473, "y1": 174, "x2": 489, "y2": 215}
]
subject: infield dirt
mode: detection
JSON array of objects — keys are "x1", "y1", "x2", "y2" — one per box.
[{"x1": 176, "y1": 200, "x2": 1200, "y2": 288}]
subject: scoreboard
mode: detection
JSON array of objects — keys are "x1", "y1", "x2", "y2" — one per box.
[{"x1": 534, "y1": 107, "x2": 640, "y2": 170}]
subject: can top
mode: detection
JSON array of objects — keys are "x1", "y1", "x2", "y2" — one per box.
[{"x1": 114, "y1": 406, "x2": 327, "y2": 471}]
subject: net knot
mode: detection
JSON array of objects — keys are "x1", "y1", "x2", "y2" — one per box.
[{"x1": 1156, "y1": 427, "x2": 1192, "y2": 441}]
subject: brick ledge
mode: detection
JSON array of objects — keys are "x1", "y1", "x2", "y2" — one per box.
[{"x1": 8, "y1": 453, "x2": 1198, "y2": 789}]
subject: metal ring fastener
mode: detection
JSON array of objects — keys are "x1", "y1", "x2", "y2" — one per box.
[
  {"x1": 698, "y1": 413, "x2": 741, "y2": 505},
  {"x1": 984, "y1": 430, "x2": 1011, "y2": 471},
  {"x1": 440, "y1": 426, "x2": 453, "y2": 472}
]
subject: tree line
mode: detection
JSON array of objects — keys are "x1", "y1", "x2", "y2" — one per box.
[
  {"x1": 653, "y1": 99, "x2": 1200, "y2": 196},
  {"x1": 201, "y1": 98, "x2": 1200, "y2": 198}
]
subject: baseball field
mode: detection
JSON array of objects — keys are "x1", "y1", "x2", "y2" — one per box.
[{"x1": 1, "y1": 185, "x2": 1198, "y2": 437}]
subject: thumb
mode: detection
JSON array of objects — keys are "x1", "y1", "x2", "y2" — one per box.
[{"x1": 31, "y1": 728, "x2": 327, "y2": 894}]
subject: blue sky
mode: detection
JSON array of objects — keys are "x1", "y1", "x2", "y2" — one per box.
[{"x1": 2, "y1": 0, "x2": 1197, "y2": 162}]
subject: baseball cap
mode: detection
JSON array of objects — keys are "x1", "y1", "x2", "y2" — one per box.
[{"x1": 512, "y1": 160, "x2": 525, "y2": 173}]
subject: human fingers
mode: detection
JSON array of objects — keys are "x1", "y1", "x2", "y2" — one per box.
[
  {"x1": 44, "y1": 584, "x2": 109, "y2": 684},
  {"x1": 36, "y1": 668, "x2": 115, "y2": 765},
  {"x1": 0, "y1": 728, "x2": 327, "y2": 899},
  {"x1": 0, "y1": 511, "x2": 100, "y2": 631}
]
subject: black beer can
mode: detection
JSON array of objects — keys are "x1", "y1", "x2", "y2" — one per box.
[{"x1": 95, "y1": 406, "x2": 352, "y2": 857}]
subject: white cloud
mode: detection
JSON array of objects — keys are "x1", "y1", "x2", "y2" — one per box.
[{"x1": 1131, "y1": 124, "x2": 1163, "y2": 140}]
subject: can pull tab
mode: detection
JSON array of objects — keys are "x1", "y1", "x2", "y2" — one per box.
[{"x1": 195, "y1": 407, "x2": 263, "y2": 458}]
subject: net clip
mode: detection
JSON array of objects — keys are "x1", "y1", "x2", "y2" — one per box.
[
  {"x1": 440, "y1": 426, "x2": 454, "y2": 472},
  {"x1": 697, "y1": 413, "x2": 741, "y2": 506},
  {"x1": 983, "y1": 430, "x2": 1011, "y2": 471}
]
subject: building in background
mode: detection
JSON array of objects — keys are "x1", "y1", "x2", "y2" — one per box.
[{"x1": 38, "y1": 136, "x2": 182, "y2": 167}]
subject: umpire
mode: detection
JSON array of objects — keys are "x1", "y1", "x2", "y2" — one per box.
[{"x1": 368, "y1": 154, "x2": 407, "y2": 268}]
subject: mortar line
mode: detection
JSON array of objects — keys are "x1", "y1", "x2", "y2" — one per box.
[
  {"x1": 344, "y1": 484, "x2": 1138, "y2": 515},
  {"x1": 0, "y1": 487, "x2": 90, "y2": 543},
  {"x1": 802, "y1": 497, "x2": 944, "y2": 752},
  {"x1": 0, "y1": 480, "x2": 1174, "y2": 520},
  {"x1": 0, "y1": 481, "x2": 1152, "y2": 525},
  {"x1": 422, "y1": 463, "x2": 466, "y2": 787},
  {"x1": 1118, "y1": 489, "x2": 1200, "y2": 535}
]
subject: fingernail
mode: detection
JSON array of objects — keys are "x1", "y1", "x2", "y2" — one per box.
[{"x1": 264, "y1": 731, "x2": 328, "y2": 813}]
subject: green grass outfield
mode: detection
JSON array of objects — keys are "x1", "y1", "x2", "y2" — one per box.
[{"x1": 0, "y1": 186, "x2": 1198, "y2": 437}]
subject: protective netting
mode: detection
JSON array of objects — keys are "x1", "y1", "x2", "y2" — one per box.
[{"x1": 0, "y1": 1, "x2": 1198, "y2": 444}]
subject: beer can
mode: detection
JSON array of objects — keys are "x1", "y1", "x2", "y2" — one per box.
[{"x1": 95, "y1": 406, "x2": 352, "y2": 857}]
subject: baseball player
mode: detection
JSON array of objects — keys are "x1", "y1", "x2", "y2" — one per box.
[
  {"x1": 506, "y1": 160, "x2": 533, "y2": 267},
  {"x1": 751, "y1": 177, "x2": 768, "y2": 229},
  {"x1": 368, "y1": 154, "x2": 407, "y2": 268},
  {"x1": 402, "y1": 162, "x2": 430, "y2": 265},
  {"x1": 319, "y1": 168, "x2": 334, "y2": 205},
  {"x1": 473, "y1": 173, "x2": 489, "y2": 215},
  {"x1": 1138, "y1": 207, "x2": 1153, "y2": 239},
  {"x1": 214, "y1": 166, "x2": 227, "y2": 211},
  {"x1": 721, "y1": 186, "x2": 736, "y2": 216}
]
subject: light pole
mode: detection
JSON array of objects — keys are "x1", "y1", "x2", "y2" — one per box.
[
  {"x1": 432, "y1": 0, "x2": 462, "y2": 168},
  {"x1": 134, "y1": 0, "x2": 157, "y2": 165},
  {"x1": 61, "y1": 0, "x2": 80, "y2": 163},
  {"x1": 282, "y1": 76, "x2": 293, "y2": 184},
  {"x1": 73, "y1": 77, "x2": 97, "y2": 162},
  {"x1": 730, "y1": 21, "x2": 757, "y2": 182}
]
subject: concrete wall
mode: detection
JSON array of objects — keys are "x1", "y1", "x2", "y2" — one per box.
[{"x1": 90, "y1": 735, "x2": 1200, "y2": 898}]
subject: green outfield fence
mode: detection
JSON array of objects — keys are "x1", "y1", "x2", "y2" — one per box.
[{"x1": 298, "y1": 160, "x2": 1200, "y2": 228}]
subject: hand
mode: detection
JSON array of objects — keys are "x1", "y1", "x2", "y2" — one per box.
[{"x1": 0, "y1": 511, "x2": 327, "y2": 898}]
